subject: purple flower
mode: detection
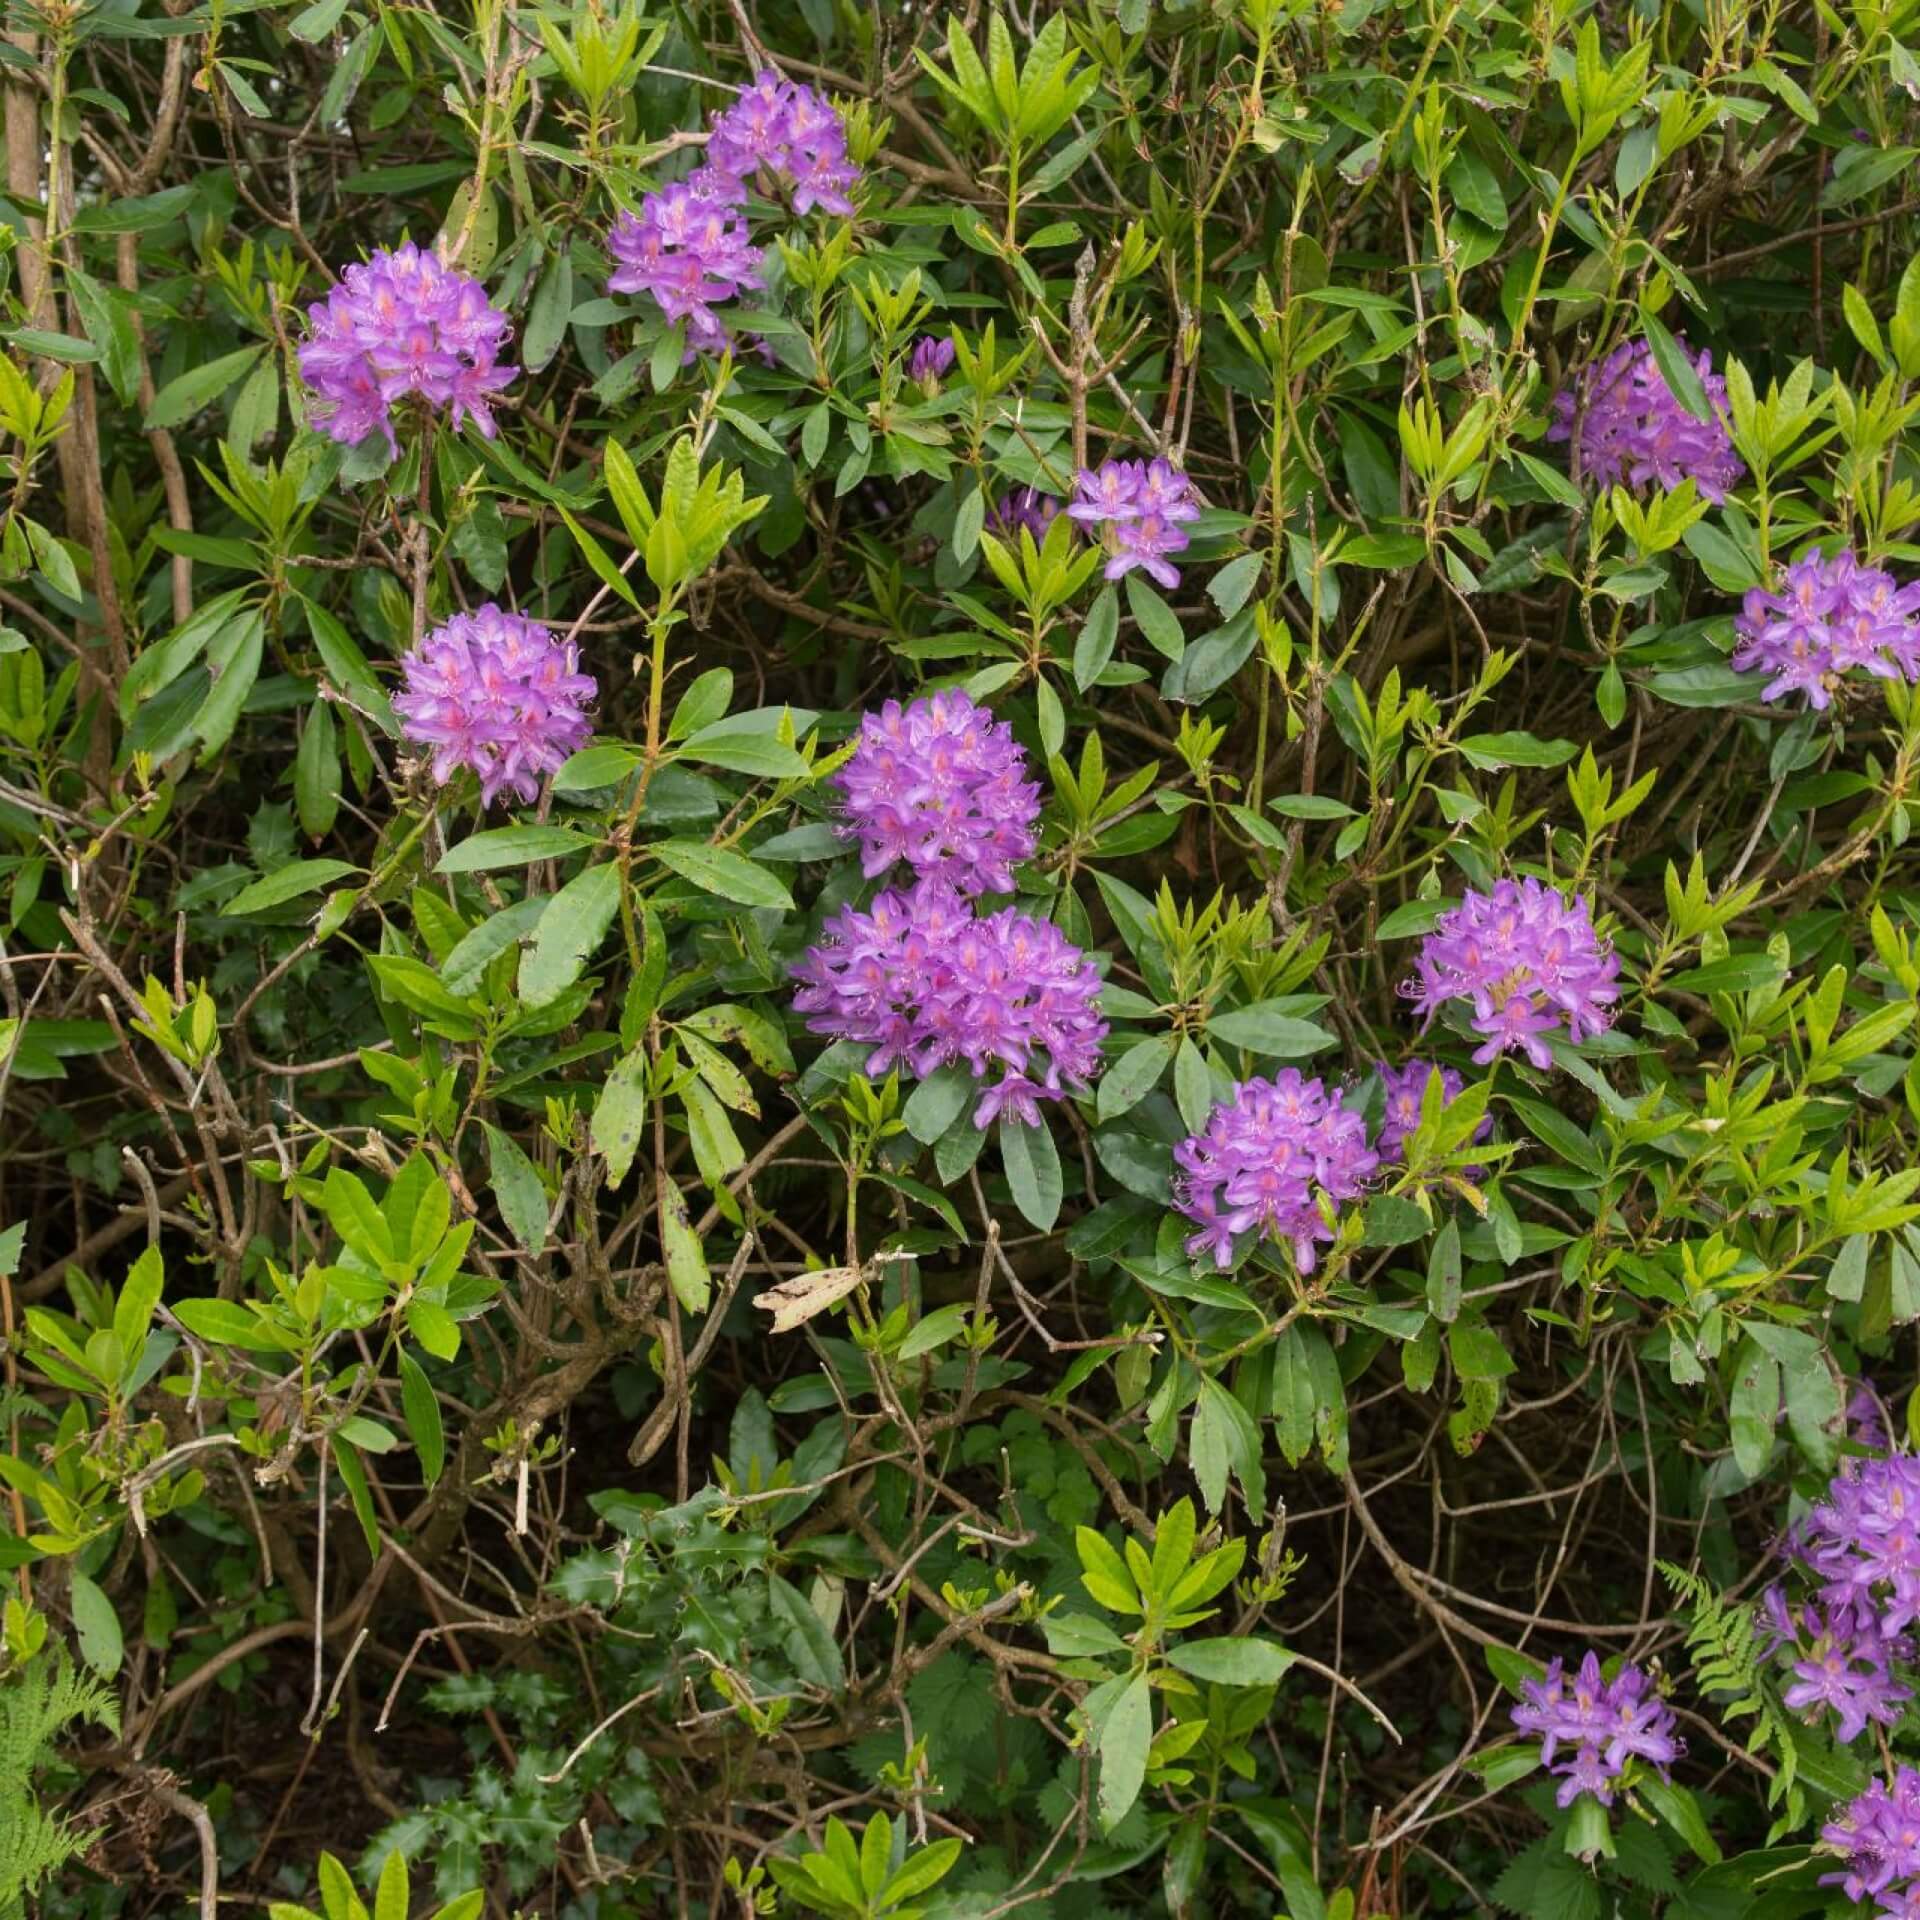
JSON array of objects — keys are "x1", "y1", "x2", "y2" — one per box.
[
  {"x1": 696, "y1": 71, "x2": 861, "y2": 216},
  {"x1": 1069, "y1": 457, "x2": 1200, "y2": 589},
  {"x1": 909, "y1": 335, "x2": 956, "y2": 389},
  {"x1": 297, "y1": 243, "x2": 516, "y2": 453},
  {"x1": 391, "y1": 604, "x2": 596, "y2": 807},
  {"x1": 791, "y1": 880, "x2": 1107, "y2": 1127},
  {"x1": 1402, "y1": 878, "x2": 1619, "y2": 1070},
  {"x1": 1510, "y1": 1652, "x2": 1680, "y2": 1809},
  {"x1": 1853, "y1": 1382, "x2": 1892, "y2": 1452},
  {"x1": 1822, "y1": 1769, "x2": 1920, "y2": 1908},
  {"x1": 1773, "y1": 1595, "x2": 1913, "y2": 1743},
  {"x1": 1350, "y1": 1058, "x2": 1492, "y2": 1168},
  {"x1": 1172, "y1": 1071, "x2": 1378, "y2": 1273},
  {"x1": 988, "y1": 488, "x2": 1062, "y2": 543},
  {"x1": 1547, "y1": 337, "x2": 1746, "y2": 503},
  {"x1": 833, "y1": 690, "x2": 1041, "y2": 897},
  {"x1": 1789, "y1": 1454, "x2": 1920, "y2": 1639},
  {"x1": 1731, "y1": 548, "x2": 1920, "y2": 709},
  {"x1": 607, "y1": 180, "x2": 763, "y2": 355}
]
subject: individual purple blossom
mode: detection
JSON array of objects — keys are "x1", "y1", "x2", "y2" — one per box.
[
  {"x1": 1402, "y1": 878, "x2": 1620, "y2": 1070},
  {"x1": 1822, "y1": 1769, "x2": 1920, "y2": 1910},
  {"x1": 833, "y1": 690, "x2": 1041, "y2": 896},
  {"x1": 607, "y1": 181, "x2": 763, "y2": 355},
  {"x1": 695, "y1": 71, "x2": 860, "y2": 216},
  {"x1": 988, "y1": 488, "x2": 1062, "y2": 544},
  {"x1": 1731, "y1": 548, "x2": 1920, "y2": 709},
  {"x1": 1510, "y1": 1652, "x2": 1680, "y2": 1810},
  {"x1": 1548, "y1": 336, "x2": 1745, "y2": 503},
  {"x1": 297, "y1": 243, "x2": 516, "y2": 453},
  {"x1": 790, "y1": 880, "x2": 1107, "y2": 1128},
  {"x1": 1172, "y1": 1071, "x2": 1378, "y2": 1273},
  {"x1": 391, "y1": 604, "x2": 595, "y2": 807},
  {"x1": 1068, "y1": 457, "x2": 1201, "y2": 590},
  {"x1": 908, "y1": 335, "x2": 956, "y2": 389},
  {"x1": 1350, "y1": 1059, "x2": 1493, "y2": 1168}
]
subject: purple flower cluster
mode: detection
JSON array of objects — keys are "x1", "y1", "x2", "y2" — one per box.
[
  {"x1": 1759, "y1": 1450, "x2": 1920, "y2": 1750},
  {"x1": 833, "y1": 690, "x2": 1040, "y2": 896},
  {"x1": 1762, "y1": 1590, "x2": 1912, "y2": 1745},
  {"x1": 608, "y1": 71, "x2": 857, "y2": 355},
  {"x1": 1172, "y1": 1070, "x2": 1379, "y2": 1272},
  {"x1": 298, "y1": 243, "x2": 516, "y2": 453},
  {"x1": 909, "y1": 335, "x2": 956, "y2": 389},
  {"x1": 392, "y1": 604, "x2": 596, "y2": 807},
  {"x1": 606, "y1": 182, "x2": 763, "y2": 356},
  {"x1": 696, "y1": 70, "x2": 861, "y2": 216},
  {"x1": 1510, "y1": 1652, "x2": 1681, "y2": 1808},
  {"x1": 791, "y1": 880, "x2": 1107, "y2": 1128},
  {"x1": 1548, "y1": 337, "x2": 1745, "y2": 503},
  {"x1": 1068, "y1": 457, "x2": 1201, "y2": 589},
  {"x1": 1796, "y1": 1454, "x2": 1920, "y2": 1635},
  {"x1": 989, "y1": 488, "x2": 1062, "y2": 544},
  {"x1": 1822, "y1": 1769, "x2": 1920, "y2": 1914},
  {"x1": 1402, "y1": 878, "x2": 1620, "y2": 1070},
  {"x1": 1731, "y1": 549, "x2": 1920, "y2": 709}
]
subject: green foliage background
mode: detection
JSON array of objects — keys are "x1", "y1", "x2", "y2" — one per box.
[{"x1": 0, "y1": 0, "x2": 1919, "y2": 1914}]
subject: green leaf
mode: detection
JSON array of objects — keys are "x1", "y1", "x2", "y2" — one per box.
[
  {"x1": 374, "y1": 1848, "x2": 409, "y2": 1920},
  {"x1": 330, "y1": 1437, "x2": 381, "y2": 1557},
  {"x1": 553, "y1": 744, "x2": 642, "y2": 792},
  {"x1": 1165, "y1": 1637, "x2": 1295, "y2": 1686},
  {"x1": 72, "y1": 185, "x2": 196, "y2": 233},
  {"x1": 518, "y1": 863, "x2": 621, "y2": 1008},
  {"x1": 1001, "y1": 1119, "x2": 1062, "y2": 1231},
  {"x1": 114, "y1": 1245, "x2": 165, "y2": 1362},
  {"x1": 676, "y1": 722, "x2": 810, "y2": 779},
  {"x1": 1729, "y1": 1336, "x2": 1779, "y2": 1477},
  {"x1": 1074, "y1": 585, "x2": 1119, "y2": 691},
  {"x1": 145, "y1": 345, "x2": 266, "y2": 429},
  {"x1": 1640, "y1": 312, "x2": 1712, "y2": 424},
  {"x1": 1457, "y1": 732, "x2": 1577, "y2": 770},
  {"x1": 1207, "y1": 1003, "x2": 1334, "y2": 1058},
  {"x1": 398, "y1": 1350, "x2": 445, "y2": 1488},
  {"x1": 1828, "y1": 1233, "x2": 1870, "y2": 1302},
  {"x1": 652, "y1": 839, "x2": 793, "y2": 909},
  {"x1": 1207, "y1": 551, "x2": 1263, "y2": 619},
  {"x1": 436, "y1": 826, "x2": 593, "y2": 872},
  {"x1": 1364, "y1": 1194, "x2": 1431, "y2": 1247},
  {"x1": 662, "y1": 1190, "x2": 710, "y2": 1312},
  {"x1": 172, "y1": 1297, "x2": 288, "y2": 1352},
  {"x1": 224, "y1": 859, "x2": 360, "y2": 915},
  {"x1": 903, "y1": 1064, "x2": 974, "y2": 1145},
  {"x1": 1096, "y1": 1033, "x2": 1175, "y2": 1121},
  {"x1": 766, "y1": 1571, "x2": 845, "y2": 1693},
  {"x1": 3, "y1": 328, "x2": 101, "y2": 363},
  {"x1": 483, "y1": 1123, "x2": 548, "y2": 1252},
  {"x1": 593, "y1": 1045, "x2": 650, "y2": 1190},
  {"x1": 879, "y1": 1837, "x2": 964, "y2": 1906},
  {"x1": 1639, "y1": 1776, "x2": 1721, "y2": 1865},
  {"x1": 1663, "y1": 952, "x2": 1785, "y2": 996},
  {"x1": 1096, "y1": 1672, "x2": 1152, "y2": 1832},
  {"x1": 69, "y1": 1570, "x2": 124, "y2": 1676},
  {"x1": 1125, "y1": 573, "x2": 1184, "y2": 658},
  {"x1": 65, "y1": 268, "x2": 141, "y2": 404}
]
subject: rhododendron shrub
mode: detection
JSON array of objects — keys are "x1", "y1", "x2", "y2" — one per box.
[{"x1": 4, "y1": 2, "x2": 1920, "y2": 1915}]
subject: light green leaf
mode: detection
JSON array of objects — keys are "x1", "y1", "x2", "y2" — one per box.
[
  {"x1": 518, "y1": 863, "x2": 621, "y2": 1008},
  {"x1": 652, "y1": 839, "x2": 793, "y2": 909}
]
